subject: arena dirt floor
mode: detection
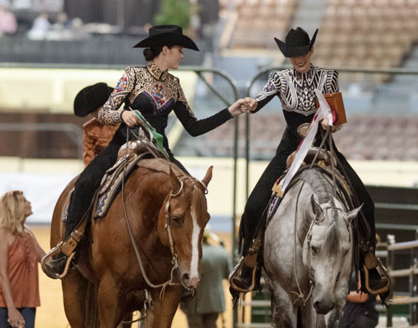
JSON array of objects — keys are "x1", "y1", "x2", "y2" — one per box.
[{"x1": 31, "y1": 225, "x2": 234, "y2": 328}]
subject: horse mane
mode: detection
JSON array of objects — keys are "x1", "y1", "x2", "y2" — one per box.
[
  {"x1": 299, "y1": 168, "x2": 341, "y2": 257},
  {"x1": 299, "y1": 169, "x2": 331, "y2": 204}
]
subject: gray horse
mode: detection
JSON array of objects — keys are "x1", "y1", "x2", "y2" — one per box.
[{"x1": 264, "y1": 167, "x2": 362, "y2": 328}]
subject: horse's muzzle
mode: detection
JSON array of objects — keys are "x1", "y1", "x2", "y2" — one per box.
[
  {"x1": 313, "y1": 299, "x2": 335, "y2": 314},
  {"x1": 181, "y1": 272, "x2": 200, "y2": 289}
]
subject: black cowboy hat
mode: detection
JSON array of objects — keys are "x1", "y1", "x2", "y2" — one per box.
[
  {"x1": 274, "y1": 27, "x2": 318, "y2": 58},
  {"x1": 74, "y1": 82, "x2": 113, "y2": 117},
  {"x1": 133, "y1": 25, "x2": 199, "y2": 51}
]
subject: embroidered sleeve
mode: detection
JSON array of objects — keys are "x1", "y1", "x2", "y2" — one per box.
[
  {"x1": 98, "y1": 67, "x2": 136, "y2": 125},
  {"x1": 253, "y1": 71, "x2": 281, "y2": 113},
  {"x1": 325, "y1": 70, "x2": 339, "y2": 93},
  {"x1": 174, "y1": 78, "x2": 232, "y2": 136},
  {"x1": 177, "y1": 79, "x2": 196, "y2": 118}
]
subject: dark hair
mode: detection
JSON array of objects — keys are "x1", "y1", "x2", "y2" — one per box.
[{"x1": 143, "y1": 45, "x2": 175, "y2": 61}]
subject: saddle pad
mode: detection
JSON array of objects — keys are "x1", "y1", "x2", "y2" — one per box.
[{"x1": 94, "y1": 152, "x2": 150, "y2": 218}]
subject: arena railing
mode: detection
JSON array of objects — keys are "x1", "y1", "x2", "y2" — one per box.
[
  {"x1": 0, "y1": 122, "x2": 83, "y2": 159},
  {"x1": 386, "y1": 235, "x2": 418, "y2": 327}
]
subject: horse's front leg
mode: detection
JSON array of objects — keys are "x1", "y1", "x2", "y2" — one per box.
[
  {"x1": 300, "y1": 298, "x2": 320, "y2": 328},
  {"x1": 61, "y1": 270, "x2": 89, "y2": 328},
  {"x1": 150, "y1": 285, "x2": 182, "y2": 328},
  {"x1": 324, "y1": 281, "x2": 347, "y2": 328},
  {"x1": 269, "y1": 284, "x2": 297, "y2": 328},
  {"x1": 97, "y1": 273, "x2": 126, "y2": 328},
  {"x1": 324, "y1": 307, "x2": 343, "y2": 328}
]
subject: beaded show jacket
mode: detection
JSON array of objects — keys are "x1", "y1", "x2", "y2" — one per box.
[
  {"x1": 254, "y1": 64, "x2": 339, "y2": 139},
  {"x1": 98, "y1": 62, "x2": 232, "y2": 155}
]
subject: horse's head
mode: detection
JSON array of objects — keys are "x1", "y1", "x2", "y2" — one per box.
[
  {"x1": 158, "y1": 166, "x2": 213, "y2": 290},
  {"x1": 303, "y1": 195, "x2": 361, "y2": 314}
]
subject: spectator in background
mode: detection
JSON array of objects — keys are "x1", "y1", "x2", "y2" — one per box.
[
  {"x1": 0, "y1": 5, "x2": 17, "y2": 36},
  {"x1": 0, "y1": 191, "x2": 46, "y2": 328},
  {"x1": 27, "y1": 12, "x2": 51, "y2": 40},
  {"x1": 181, "y1": 228, "x2": 232, "y2": 328},
  {"x1": 49, "y1": 11, "x2": 73, "y2": 40},
  {"x1": 53, "y1": 11, "x2": 72, "y2": 30},
  {"x1": 73, "y1": 83, "x2": 120, "y2": 167}
]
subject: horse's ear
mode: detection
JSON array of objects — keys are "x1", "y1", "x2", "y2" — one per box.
[
  {"x1": 346, "y1": 203, "x2": 363, "y2": 223},
  {"x1": 201, "y1": 166, "x2": 213, "y2": 188},
  {"x1": 310, "y1": 195, "x2": 322, "y2": 216},
  {"x1": 169, "y1": 167, "x2": 181, "y2": 194}
]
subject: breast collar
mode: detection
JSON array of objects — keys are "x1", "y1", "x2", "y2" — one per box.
[{"x1": 147, "y1": 62, "x2": 169, "y2": 82}]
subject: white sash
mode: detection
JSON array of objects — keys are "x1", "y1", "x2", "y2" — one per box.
[{"x1": 278, "y1": 90, "x2": 332, "y2": 194}]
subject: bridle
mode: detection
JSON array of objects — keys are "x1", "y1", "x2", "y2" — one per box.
[
  {"x1": 122, "y1": 172, "x2": 206, "y2": 299},
  {"x1": 163, "y1": 176, "x2": 206, "y2": 272},
  {"x1": 119, "y1": 128, "x2": 209, "y2": 298}
]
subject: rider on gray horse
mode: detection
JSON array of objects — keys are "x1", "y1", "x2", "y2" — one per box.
[{"x1": 230, "y1": 27, "x2": 390, "y2": 297}]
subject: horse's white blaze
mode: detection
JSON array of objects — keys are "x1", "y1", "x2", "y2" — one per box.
[{"x1": 190, "y1": 206, "x2": 200, "y2": 280}]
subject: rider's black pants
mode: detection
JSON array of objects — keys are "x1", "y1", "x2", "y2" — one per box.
[
  {"x1": 65, "y1": 142, "x2": 120, "y2": 238},
  {"x1": 240, "y1": 133, "x2": 376, "y2": 255},
  {"x1": 64, "y1": 124, "x2": 188, "y2": 239}
]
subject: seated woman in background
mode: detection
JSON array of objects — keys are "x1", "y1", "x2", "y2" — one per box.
[{"x1": 0, "y1": 191, "x2": 46, "y2": 328}]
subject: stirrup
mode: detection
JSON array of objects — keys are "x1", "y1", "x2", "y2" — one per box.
[
  {"x1": 229, "y1": 256, "x2": 257, "y2": 293},
  {"x1": 363, "y1": 258, "x2": 391, "y2": 295},
  {"x1": 41, "y1": 241, "x2": 75, "y2": 279}
]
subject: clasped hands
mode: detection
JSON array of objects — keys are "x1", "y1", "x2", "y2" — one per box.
[{"x1": 228, "y1": 97, "x2": 257, "y2": 117}]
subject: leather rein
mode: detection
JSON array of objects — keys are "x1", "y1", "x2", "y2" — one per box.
[
  {"x1": 120, "y1": 153, "x2": 207, "y2": 300},
  {"x1": 291, "y1": 128, "x2": 352, "y2": 306}
]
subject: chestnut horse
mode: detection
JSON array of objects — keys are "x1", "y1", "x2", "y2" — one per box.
[{"x1": 49, "y1": 159, "x2": 213, "y2": 328}]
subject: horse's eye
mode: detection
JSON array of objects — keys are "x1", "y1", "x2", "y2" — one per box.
[
  {"x1": 311, "y1": 245, "x2": 320, "y2": 255},
  {"x1": 171, "y1": 216, "x2": 182, "y2": 225}
]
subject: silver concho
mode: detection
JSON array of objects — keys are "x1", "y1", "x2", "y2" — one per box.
[{"x1": 297, "y1": 123, "x2": 310, "y2": 137}]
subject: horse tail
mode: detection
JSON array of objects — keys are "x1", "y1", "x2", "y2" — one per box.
[{"x1": 85, "y1": 281, "x2": 99, "y2": 328}]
